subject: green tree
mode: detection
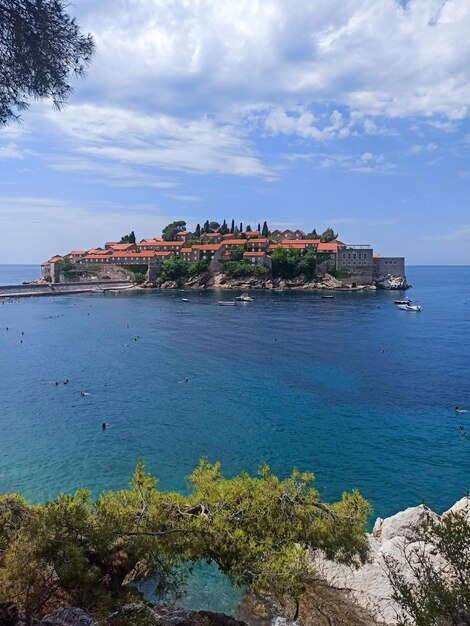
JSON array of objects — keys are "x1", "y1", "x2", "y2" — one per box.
[
  {"x1": 219, "y1": 219, "x2": 228, "y2": 235},
  {"x1": 194, "y1": 223, "x2": 201, "y2": 238},
  {"x1": 385, "y1": 510, "x2": 470, "y2": 626},
  {"x1": 262, "y1": 221, "x2": 269, "y2": 238},
  {"x1": 209, "y1": 221, "x2": 220, "y2": 232},
  {"x1": 239, "y1": 222, "x2": 243, "y2": 232},
  {"x1": 306, "y1": 229, "x2": 318, "y2": 239},
  {"x1": 271, "y1": 247, "x2": 302, "y2": 279},
  {"x1": 245, "y1": 224, "x2": 252, "y2": 232},
  {"x1": 320, "y1": 228, "x2": 338, "y2": 242},
  {"x1": 257, "y1": 222, "x2": 261, "y2": 232},
  {"x1": 162, "y1": 221, "x2": 186, "y2": 242},
  {"x1": 160, "y1": 258, "x2": 188, "y2": 281},
  {"x1": 0, "y1": 461, "x2": 370, "y2": 617},
  {"x1": 230, "y1": 219, "x2": 235, "y2": 233},
  {"x1": 120, "y1": 231, "x2": 136, "y2": 244},
  {"x1": 203, "y1": 220, "x2": 210, "y2": 234},
  {"x1": 297, "y1": 249, "x2": 317, "y2": 279},
  {"x1": 187, "y1": 258, "x2": 210, "y2": 277},
  {"x1": 0, "y1": 0, "x2": 94, "y2": 125}
]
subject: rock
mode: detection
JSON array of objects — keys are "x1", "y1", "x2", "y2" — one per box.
[
  {"x1": 109, "y1": 603, "x2": 247, "y2": 626},
  {"x1": 375, "y1": 275, "x2": 409, "y2": 290},
  {"x1": 42, "y1": 608, "x2": 97, "y2": 626},
  {"x1": 311, "y1": 497, "x2": 466, "y2": 625},
  {"x1": 379, "y1": 505, "x2": 438, "y2": 542},
  {"x1": 442, "y1": 495, "x2": 470, "y2": 521},
  {"x1": 0, "y1": 603, "x2": 42, "y2": 626},
  {"x1": 160, "y1": 280, "x2": 179, "y2": 289}
]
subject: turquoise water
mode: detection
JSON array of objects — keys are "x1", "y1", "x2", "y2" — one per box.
[{"x1": 0, "y1": 265, "x2": 469, "y2": 611}]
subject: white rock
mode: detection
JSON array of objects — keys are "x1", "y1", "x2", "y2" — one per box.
[
  {"x1": 442, "y1": 495, "x2": 470, "y2": 521},
  {"x1": 379, "y1": 505, "x2": 438, "y2": 542}
]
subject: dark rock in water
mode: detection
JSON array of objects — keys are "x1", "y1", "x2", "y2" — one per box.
[
  {"x1": 42, "y1": 608, "x2": 97, "y2": 626},
  {"x1": 109, "y1": 603, "x2": 247, "y2": 626}
]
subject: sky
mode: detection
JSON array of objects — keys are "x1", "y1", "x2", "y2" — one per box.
[{"x1": 1, "y1": 0, "x2": 470, "y2": 264}]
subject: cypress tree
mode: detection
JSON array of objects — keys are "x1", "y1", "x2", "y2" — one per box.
[
  {"x1": 257, "y1": 223, "x2": 261, "y2": 232},
  {"x1": 230, "y1": 219, "x2": 235, "y2": 233},
  {"x1": 239, "y1": 222, "x2": 243, "y2": 232},
  {"x1": 262, "y1": 221, "x2": 269, "y2": 238},
  {"x1": 195, "y1": 223, "x2": 201, "y2": 238},
  {"x1": 246, "y1": 224, "x2": 252, "y2": 232}
]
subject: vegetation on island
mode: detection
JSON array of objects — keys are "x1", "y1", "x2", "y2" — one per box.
[
  {"x1": 120, "y1": 231, "x2": 136, "y2": 244},
  {"x1": 0, "y1": 460, "x2": 370, "y2": 618},
  {"x1": 0, "y1": 0, "x2": 94, "y2": 126}
]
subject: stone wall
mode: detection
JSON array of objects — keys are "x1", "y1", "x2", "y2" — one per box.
[{"x1": 373, "y1": 257, "x2": 405, "y2": 279}]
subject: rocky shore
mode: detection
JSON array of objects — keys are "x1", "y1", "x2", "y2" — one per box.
[
  {"x1": 4, "y1": 495, "x2": 462, "y2": 626},
  {"x1": 140, "y1": 272, "x2": 410, "y2": 291}
]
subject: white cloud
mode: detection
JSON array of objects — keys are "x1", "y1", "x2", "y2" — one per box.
[
  {"x1": 409, "y1": 143, "x2": 438, "y2": 154},
  {"x1": 0, "y1": 143, "x2": 29, "y2": 159},
  {"x1": 433, "y1": 226, "x2": 470, "y2": 241},
  {"x1": 45, "y1": 104, "x2": 274, "y2": 180},
  {"x1": 265, "y1": 108, "x2": 349, "y2": 140},
  {"x1": 73, "y1": 0, "x2": 470, "y2": 121}
]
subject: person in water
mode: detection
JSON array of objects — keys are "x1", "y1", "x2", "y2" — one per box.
[{"x1": 102, "y1": 422, "x2": 107, "y2": 430}]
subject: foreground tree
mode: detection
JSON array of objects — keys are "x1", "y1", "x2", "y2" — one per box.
[
  {"x1": 0, "y1": 0, "x2": 94, "y2": 125},
  {"x1": 261, "y1": 221, "x2": 269, "y2": 238},
  {"x1": 0, "y1": 460, "x2": 370, "y2": 617},
  {"x1": 385, "y1": 509, "x2": 470, "y2": 626}
]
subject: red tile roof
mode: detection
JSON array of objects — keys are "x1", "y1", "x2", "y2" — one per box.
[
  {"x1": 242, "y1": 231, "x2": 261, "y2": 237},
  {"x1": 222, "y1": 233, "x2": 234, "y2": 238},
  {"x1": 247, "y1": 238, "x2": 269, "y2": 244},
  {"x1": 68, "y1": 251, "x2": 85, "y2": 255},
  {"x1": 223, "y1": 239, "x2": 246, "y2": 245},
  {"x1": 192, "y1": 244, "x2": 223, "y2": 251},
  {"x1": 177, "y1": 231, "x2": 191, "y2": 235},
  {"x1": 243, "y1": 251, "x2": 266, "y2": 257},
  {"x1": 181, "y1": 248, "x2": 192, "y2": 253},
  {"x1": 317, "y1": 242, "x2": 341, "y2": 252},
  {"x1": 203, "y1": 233, "x2": 220, "y2": 237},
  {"x1": 47, "y1": 255, "x2": 63, "y2": 263}
]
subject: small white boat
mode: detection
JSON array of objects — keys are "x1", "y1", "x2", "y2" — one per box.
[
  {"x1": 182, "y1": 298, "x2": 189, "y2": 302},
  {"x1": 218, "y1": 301, "x2": 236, "y2": 306},
  {"x1": 394, "y1": 299, "x2": 411, "y2": 305},
  {"x1": 321, "y1": 295, "x2": 334, "y2": 299},
  {"x1": 397, "y1": 303, "x2": 422, "y2": 312},
  {"x1": 236, "y1": 293, "x2": 254, "y2": 302}
]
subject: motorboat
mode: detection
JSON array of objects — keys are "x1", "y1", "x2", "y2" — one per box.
[
  {"x1": 321, "y1": 295, "x2": 334, "y2": 299},
  {"x1": 182, "y1": 298, "x2": 189, "y2": 302},
  {"x1": 236, "y1": 293, "x2": 254, "y2": 302},
  {"x1": 394, "y1": 299, "x2": 411, "y2": 305},
  {"x1": 397, "y1": 303, "x2": 422, "y2": 312},
  {"x1": 218, "y1": 301, "x2": 236, "y2": 306}
]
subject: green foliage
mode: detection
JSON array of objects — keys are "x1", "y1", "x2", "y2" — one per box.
[
  {"x1": 385, "y1": 511, "x2": 470, "y2": 626},
  {"x1": 270, "y1": 247, "x2": 302, "y2": 279},
  {"x1": 226, "y1": 247, "x2": 244, "y2": 262},
  {"x1": 194, "y1": 224, "x2": 201, "y2": 238},
  {"x1": 162, "y1": 221, "x2": 186, "y2": 241},
  {"x1": 223, "y1": 261, "x2": 268, "y2": 278},
  {"x1": 230, "y1": 219, "x2": 235, "y2": 233},
  {"x1": 261, "y1": 221, "x2": 269, "y2": 238},
  {"x1": 133, "y1": 272, "x2": 146, "y2": 284},
  {"x1": 306, "y1": 229, "x2": 318, "y2": 239},
  {"x1": 187, "y1": 258, "x2": 210, "y2": 277},
  {"x1": 44, "y1": 275, "x2": 52, "y2": 283},
  {"x1": 209, "y1": 221, "x2": 220, "y2": 232},
  {"x1": 121, "y1": 265, "x2": 148, "y2": 283},
  {"x1": 160, "y1": 258, "x2": 188, "y2": 281},
  {"x1": 0, "y1": 0, "x2": 94, "y2": 126},
  {"x1": 329, "y1": 268, "x2": 351, "y2": 279},
  {"x1": 320, "y1": 228, "x2": 338, "y2": 242},
  {"x1": 120, "y1": 231, "x2": 136, "y2": 244},
  {"x1": 0, "y1": 461, "x2": 370, "y2": 617},
  {"x1": 245, "y1": 224, "x2": 252, "y2": 232},
  {"x1": 296, "y1": 249, "x2": 317, "y2": 279}
]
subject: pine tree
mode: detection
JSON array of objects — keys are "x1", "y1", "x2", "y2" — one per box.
[
  {"x1": 220, "y1": 219, "x2": 228, "y2": 234},
  {"x1": 195, "y1": 223, "x2": 201, "y2": 238},
  {"x1": 204, "y1": 220, "x2": 210, "y2": 234},
  {"x1": 246, "y1": 224, "x2": 252, "y2": 232}
]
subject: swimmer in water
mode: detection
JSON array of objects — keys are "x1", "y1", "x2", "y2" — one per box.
[
  {"x1": 102, "y1": 422, "x2": 107, "y2": 430},
  {"x1": 63, "y1": 379, "x2": 69, "y2": 385},
  {"x1": 455, "y1": 407, "x2": 469, "y2": 414},
  {"x1": 184, "y1": 377, "x2": 189, "y2": 383}
]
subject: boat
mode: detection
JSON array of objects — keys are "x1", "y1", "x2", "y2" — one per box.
[
  {"x1": 218, "y1": 301, "x2": 236, "y2": 306},
  {"x1": 321, "y1": 295, "x2": 334, "y2": 299},
  {"x1": 182, "y1": 298, "x2": 189, "y2": 302},
  {"x1": 394, "y1": 299, "x2": 411, "y2": 305},
  {"x1": 235, "y1": 293, "x2": 254, "y2": 302},
  {"x1": 397, "y1": 303, "x2": 422, "y2": 312}
]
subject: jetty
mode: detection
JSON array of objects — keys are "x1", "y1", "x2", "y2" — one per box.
[{"x1": 0, "y1": 280, "x2": 135, "y2": 299}]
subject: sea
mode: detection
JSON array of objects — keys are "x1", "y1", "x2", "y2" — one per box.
[{"x1": 0, "y1": 265, "x2": 469, "y2": 613}]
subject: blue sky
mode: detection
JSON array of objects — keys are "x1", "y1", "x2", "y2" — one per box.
[{"x1": 1, "y1": 0, "x2": 470, "y2": 264}]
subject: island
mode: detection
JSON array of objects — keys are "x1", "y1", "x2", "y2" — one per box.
[{"x1": 40, "y1": 220, "x2": 408, "y2": 291}]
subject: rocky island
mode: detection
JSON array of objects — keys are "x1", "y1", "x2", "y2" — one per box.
[{"x1": 39, "y1": 220, "x2": 409, "y2": 292}]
